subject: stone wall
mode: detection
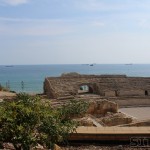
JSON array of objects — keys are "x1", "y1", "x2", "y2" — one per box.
[
  {"x1": 100, "y1": 113, "x2": 133, "y2": 126},
  {"x1": 119, "y1": 89, "x2": 144, "y2": 96},
  {"x1": 44, "y1": 74, "x2": 150, "y2": 99},
  {"x1": 87, "y1": 99, "x2": 118, "y2": 115}
]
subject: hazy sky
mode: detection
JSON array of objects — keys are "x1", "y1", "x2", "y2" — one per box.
[{"x1": 0, "y1": 0, "x2": 150, "y2": 65}]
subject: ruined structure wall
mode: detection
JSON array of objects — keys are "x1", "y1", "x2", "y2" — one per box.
[
  {"x1": 104, "y1": 91, "x2": 116, "y2": 97},
  {"x1": 44, "y1": 78, "x2": 57, "y2": 98},
  {"x1": 44, "y1": 75, "x2": 150, "y2": 99},
  {"x1": 114, "y1": 98, "x2": 150, "y2": 107},
  {"x1": 119, "y1": 89, "x2": 145, "y2": 97}
]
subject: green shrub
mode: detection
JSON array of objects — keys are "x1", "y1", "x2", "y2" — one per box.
[
  {"x1": 0, "y1": 93, "x2": 89, "y2": 149},
  {"x1": 58, "y1": 99, "x2": 89, "y2": 120},
  {"x1": 0, "y1": 93, "x2": 42, "y2": 150}
]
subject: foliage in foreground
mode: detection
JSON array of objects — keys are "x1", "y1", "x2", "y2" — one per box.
[{"x1": 0, "y1": 93, "x2": 89, "y2": 150}]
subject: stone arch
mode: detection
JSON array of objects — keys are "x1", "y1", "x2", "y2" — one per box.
[{"x1": 78, "y1": 84, "x2": 94, "y2": 94}]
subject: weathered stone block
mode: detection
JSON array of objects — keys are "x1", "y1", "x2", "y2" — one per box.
[
  {"x1": 75, "y1": 117, "x2": 94, "y2": 126},
  {"x1": 101, "y1": 112, "x2": 133, "y2": 126},
  {"x1": 87, "y1": 100, "x2": 118, "y2": 115}
]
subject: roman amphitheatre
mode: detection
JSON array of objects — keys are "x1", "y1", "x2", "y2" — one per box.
[
  {"x1": 1, "y1": 72, "x2": 150, "y2": 149},
  {"x1": 44, "y1": 73, "x2": 150, "y2": 146}
]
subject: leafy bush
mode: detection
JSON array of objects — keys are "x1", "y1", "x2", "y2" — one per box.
[
  {"x1": 38, "y1": 99, "x2": 89, "y2": 148},
  {"x1": 58, "y1": 99, "x2": 89, "y2": 120},
  {"x1": 0, "y1": 93, "x2": 89, "y2": 149},
  {"x1": 0, "y1": 93, "x2": 42, "y2": 150}
]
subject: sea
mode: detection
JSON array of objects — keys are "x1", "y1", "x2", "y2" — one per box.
[{"x1": 0, "y1": 64, "x2": 150, "y2": 93}]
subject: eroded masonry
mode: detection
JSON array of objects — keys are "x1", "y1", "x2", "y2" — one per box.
[
  {"x1": 44, "y1": 73, "x2": 150, "y2": 99},
  {"x1": 43, "y1": 72, "x2": 150, "y2": 129}
]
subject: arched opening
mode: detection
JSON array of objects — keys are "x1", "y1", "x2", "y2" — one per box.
[
  {"x1": 145, "y1": 90, "x2": 148, "y2": 96},
  {"x1": 78, "y1": 85, "x2": 94, "y2": 94}
]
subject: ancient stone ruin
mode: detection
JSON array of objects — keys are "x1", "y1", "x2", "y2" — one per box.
[{"x1": 44, "y1": 73, "x2": 150, "y2": 99}]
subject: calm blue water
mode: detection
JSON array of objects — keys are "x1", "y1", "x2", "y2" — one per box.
[{"x1": 0, "y1": 64, "x2": 150, "y2": 93}]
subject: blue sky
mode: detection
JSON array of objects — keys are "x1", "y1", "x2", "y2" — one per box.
[{"x1": 0, "y1": 0, "x2": 150, "y2": 65}]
